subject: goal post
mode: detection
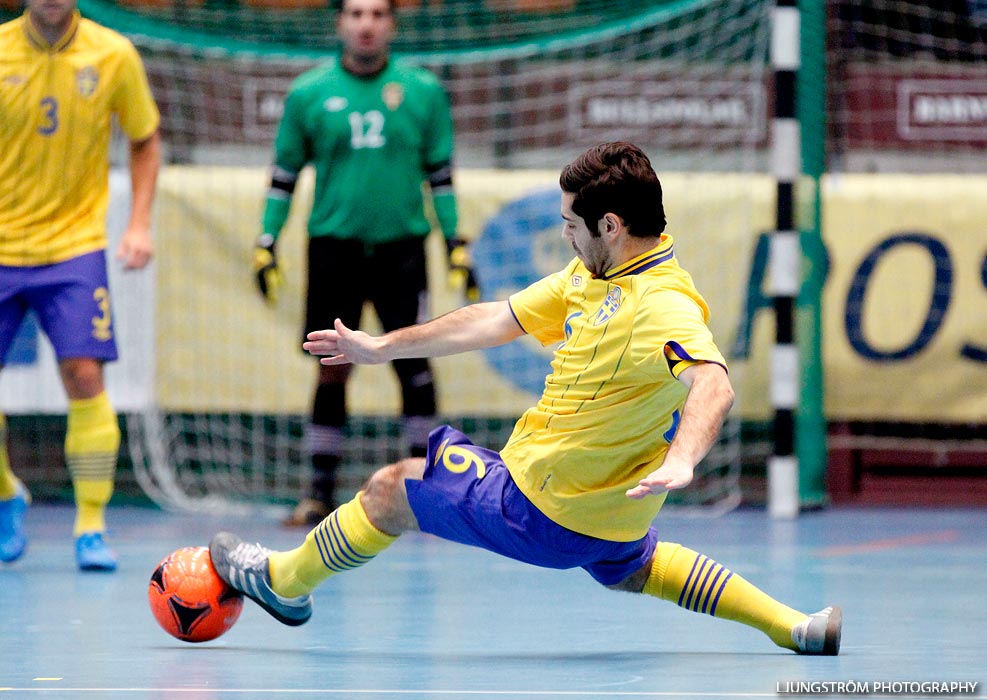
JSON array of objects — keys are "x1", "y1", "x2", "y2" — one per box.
[{"x1": 795, "y1": 0, "x2": 828, "y2": 510}]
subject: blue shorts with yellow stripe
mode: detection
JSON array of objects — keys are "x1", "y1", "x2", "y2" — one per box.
[
  {"x1": 406, "y1": 426, "x2": 659, "y2": 586},
  {"x1": 0, "y1": 250, "x2": 117, "y2": 364}
]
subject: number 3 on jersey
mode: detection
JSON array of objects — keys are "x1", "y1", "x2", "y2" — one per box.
[
  {"x1": 38, "y1": 97, "x2": 59, "y2": 136},
  {"x1": 348, "y1": 110, "x2": 385, "y2": 149}
]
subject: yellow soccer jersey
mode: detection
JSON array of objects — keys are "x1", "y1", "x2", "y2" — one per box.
[
  {"x1": 0, "y1": 12, "x2": 159, "y2": 266},
  {"x1": 503, "y1": 235, "x2": 727, "y2": 541}
]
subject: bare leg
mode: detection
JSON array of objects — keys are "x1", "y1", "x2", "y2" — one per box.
[
  {"x1": 358, "y1": 457, "x2": 426, "y2": 535},
  {"x1": 266, "y1": 457, "x2": 427, "y2": 598}
]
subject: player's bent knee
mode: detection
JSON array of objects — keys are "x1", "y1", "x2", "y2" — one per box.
[
  {"x1": 360, "y1": 459, "x2": 424, "y2": 534},
  {"x1": 393, "y1": 457, "x2": 426, "y2": 481},
  {"x1": 364, "y1": 459, "x2": 424, "y2": 496}
]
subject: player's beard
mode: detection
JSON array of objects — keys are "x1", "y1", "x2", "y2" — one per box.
[
  {"x1": 574, "y1": 239, "x2": 610, "y2": 278},
  {"x1": 30, "y1": 0, "x2": 75, "y2": 35},
  {"x1": 344, "y1": 40, "x2": 389, "y2": 75}
]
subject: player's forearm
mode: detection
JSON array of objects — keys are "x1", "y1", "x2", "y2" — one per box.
[
  {"x1": 428, "y1": 163, "x2": 458, "y2": 238},
  {"x1": 128, "y1": 131, "x2": 160, "y2": 232},
  {"x1": 262, "y1": 197, "x2": 291, "y2": 239},
  {"x1": 261, "y1": 165, "x2": 299, "y2": 238},
  {"x1": 665, "y1": 364, "x2": 735, "y2": 468},
  {"x1": 381, "y1": 301, "x2": 523, "y2": 360}
]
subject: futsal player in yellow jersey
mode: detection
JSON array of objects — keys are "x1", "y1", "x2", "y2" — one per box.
[
  {"x1": 211, "y1": 142, "x2": 842, "y2": 654},
  {"x1": 0, "y1": 0, "x2": 160, "y2": 570}
]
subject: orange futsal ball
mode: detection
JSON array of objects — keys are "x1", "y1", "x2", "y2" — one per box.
[{"x1": 148, "y1": 546, "x2": 244, "y2": 643}]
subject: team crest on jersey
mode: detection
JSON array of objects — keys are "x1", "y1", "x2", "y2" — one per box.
[
  {"x1": 323, "y1": 96, "x2": 347, "y2": 112},
  {"x1": 592, "y1": 287, "x2": 622, "y2": 326},
  {"x1": 571, "y1": 275, "x2": 583, "y2": 287},
  {"x1": 382, "y1": 83, "x2": 404, "y2": 110},
  {"x1": 76, "y1": 66, "x2": 98, "y2": 97}
]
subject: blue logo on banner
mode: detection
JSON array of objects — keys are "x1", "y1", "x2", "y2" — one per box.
[{"x1": 473, "y1": 189, "x2": 562, "y2": 395}]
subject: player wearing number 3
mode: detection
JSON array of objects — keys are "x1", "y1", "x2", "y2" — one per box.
[
  {"x1": 255, "y1": 0, "x2": 478, "y2": 527},
  {"x1": 0, "y1": 0, "x2": 160, "y2": 570},
  {"x1": 212, "y1": 142, "x2": 842, "y2": 655}
]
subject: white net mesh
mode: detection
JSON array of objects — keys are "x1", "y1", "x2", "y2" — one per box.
[
  {"x1": 827, "y1": 0, "x2": 987, "y2": 174},
  {"x1": 94, "y1": 0, "x2": 775, "y2": 514}
]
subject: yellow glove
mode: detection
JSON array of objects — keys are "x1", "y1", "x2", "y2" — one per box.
[
  {"x1": 446, "y1": 237, "x2": 480, "y2": 303},
  {"x1": 253, "y1": 233, "x2": 284, "y2": 305}
]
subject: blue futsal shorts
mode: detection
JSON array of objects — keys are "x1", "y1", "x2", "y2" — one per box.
[
  {"x1": 0, "y1": 250, "x2": 118, "y2": 364},
  {"x1": 405, "y1": 426, "x2": 659, "y2": 586}
]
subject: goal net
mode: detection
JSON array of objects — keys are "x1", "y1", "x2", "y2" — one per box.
[
  {"x1": 60, "y1": 0, "x2": 774, "y2": 513},
  {"x1": 827, "y1": 0, "x2": 987, "y2": 174},
  {"x1": 822, "y1": 0, "x2": 987, "y2": 503}
]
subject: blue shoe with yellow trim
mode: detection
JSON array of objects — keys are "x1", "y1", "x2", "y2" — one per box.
[
  {"x1": 0, "y1": 482, "x2": 29, "y2": 563},
  {"x1": 76, "y1": 532, "x2": 118, "y2": 572}
]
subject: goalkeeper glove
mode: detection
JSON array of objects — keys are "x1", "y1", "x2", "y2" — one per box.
[
  {"x1": 446, "y1": 237, "x2": 480, "y2": 303},
  {"x1": 253, "y1": 233, "x2": 284, "y2": 304}
]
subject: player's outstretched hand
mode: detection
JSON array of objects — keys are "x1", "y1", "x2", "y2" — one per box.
[
  {"x1": 303, "y1": 319, "x2": 386, "y2": 366},
  {"x1": 625, "y1": 456, "x2": 695, "y2": 499}
]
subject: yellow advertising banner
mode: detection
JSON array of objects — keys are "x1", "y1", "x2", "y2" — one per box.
[
  {"x1": 153, "y1": 168, "x2": 987, "y2": 422},
  {"x1": 820, "y1": 175, "x2": 987, "y2": 421}
]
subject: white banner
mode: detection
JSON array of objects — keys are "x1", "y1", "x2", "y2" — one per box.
[{"x1": 0, "y1": 170, "x2": 156, "y2": 413}]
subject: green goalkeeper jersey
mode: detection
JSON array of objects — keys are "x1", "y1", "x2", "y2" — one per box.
[{"x1": 262, "y1": 58, "x2": 457, "y2": 245}]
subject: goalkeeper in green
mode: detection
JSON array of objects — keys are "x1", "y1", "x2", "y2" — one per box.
[{"x1": 254, "y1": 0, "x2": 477, "y2": 526}]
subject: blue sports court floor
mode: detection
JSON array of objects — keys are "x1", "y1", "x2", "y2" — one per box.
[{"x1": 1, "y1": 503, "x2": 985, "y2": 699}]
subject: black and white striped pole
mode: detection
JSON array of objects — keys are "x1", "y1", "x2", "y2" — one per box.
[{"x1": 768, "y1": 0, "x2": 801, "y2": 519}]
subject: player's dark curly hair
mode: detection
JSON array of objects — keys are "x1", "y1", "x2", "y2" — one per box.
[{"x1": 559, "y1": 142, "x2": 666, "y2": 238}]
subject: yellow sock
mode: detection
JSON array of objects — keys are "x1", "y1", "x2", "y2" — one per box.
[
  {"x1": 269, "y1": 492, "x2": 397, "y2": 598},
  {"x1": 0, "y1": 412, "x2": 18, "y2": 499},
  {"x1": 65, "y1": 393, "x2": 120, "y2": 536},
  {"x1": 643, "y1": 541, "x2": 807, "y2": 651}
]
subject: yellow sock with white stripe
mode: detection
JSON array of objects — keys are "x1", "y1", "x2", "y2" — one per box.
[
  {"x1": 65, "y1": 393, "x2": 120, "y2": 536},
  {"x1": 0, "y1": 413, "x2": 18, "y2": 500},
  {"x1": 269, "y1": 492, "x2": 397, "y2": 598},
  {"x1": 643, "y1": 542, "x2": 806, "y2": 651}
]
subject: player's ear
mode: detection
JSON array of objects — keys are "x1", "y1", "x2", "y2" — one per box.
[{"x1": 601, "y1": 212, "x2": 621, "y2": 239}]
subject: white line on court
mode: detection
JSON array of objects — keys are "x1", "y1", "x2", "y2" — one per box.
[{"x1": 0, "y1": 689, "x2": 786, "y2": 697}]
